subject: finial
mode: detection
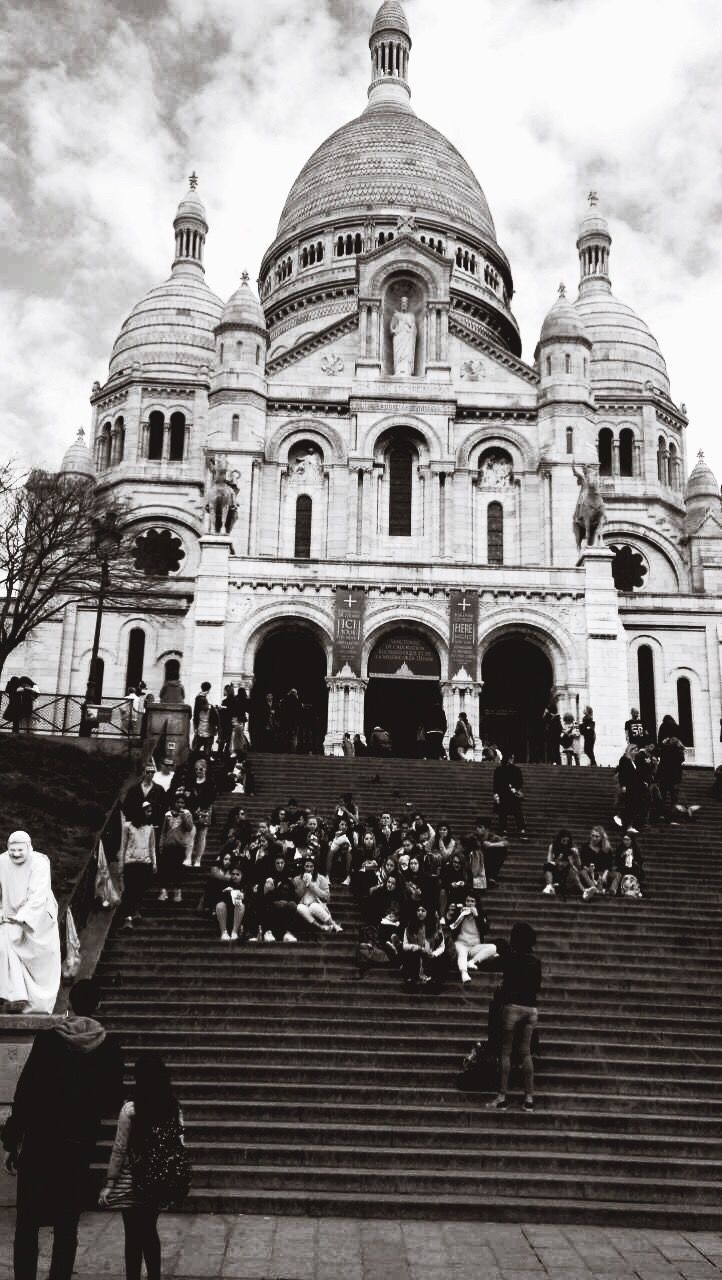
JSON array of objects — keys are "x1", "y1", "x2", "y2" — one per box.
[
  {"x1": 241, "y1": 270, "x2": 250, "y2": 286},
  {"x1": 588, "y1": 190, "x2": 598, "y2": 207},
  {"x1": 76, "y1": 428, "x2": 85, "y2": 442},
  {"x1": 698, "y1": 449, "x2": 705, "y2": 459},
  {"x1": 558, "y1": 282, "x2": 566, "y2": 298},
  {"x1": 189, "y1": 171, "x2": 199, "y2": 190}
]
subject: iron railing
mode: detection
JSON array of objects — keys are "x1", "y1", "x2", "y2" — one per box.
[{"x1": 0, "y1": 690, "x2": 140, "y2": 740}]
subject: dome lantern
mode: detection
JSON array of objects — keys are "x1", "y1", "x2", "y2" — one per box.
[
  {"x1": 577, "y1": 190, "x2": 612, "y2": 294},
  {"x1": 367, "y1": 1, "x2": 412, "y2": 111},
  {"x1": 685, "y1": 450, "x2": 721, "y2": 510},
  {"x1": 173, "y1": 172, "x2": 208, "y2": 274},
  {"x1": 59, "y1": 429, "x2": 95, "y2": 481}
]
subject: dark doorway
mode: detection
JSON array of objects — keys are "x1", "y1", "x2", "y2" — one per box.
[
  {"x1": 364, "y1": 678, "x2": 441, "y2": 758},
  {"x1": 637, "y1": 644, "x2": 656, "y2": 742},
  {"x1": 480, "y1": 636, "x2": 553, "y2": 761},
  {"x1": 251, "y1": 627, "x2": 328, "y2": 753}
]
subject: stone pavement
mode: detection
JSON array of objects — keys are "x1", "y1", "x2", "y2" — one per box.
[{"x1": 1, "y1": 1212, "x2": 722, "y2": 1279}]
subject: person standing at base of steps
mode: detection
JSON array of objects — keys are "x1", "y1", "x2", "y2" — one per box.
[
  {"x1": 486, "y1": 922, "x2": 542, "y2": 1113},
  {"x1": 2, "y1": 978, "x2": 124, "y2": 1280},
  {"x1": 492, "y1": 753, "x2": 528, "y2": 840}
]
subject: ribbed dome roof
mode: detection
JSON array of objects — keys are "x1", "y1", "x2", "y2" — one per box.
[
  {"x1": 371, "y1": 1, "x2": 410, "y2": 38},
  {"x1": 574, "y1": 284, "x2": 669, "y2": 395},
  {"x1": 175, "y1": 189, "x2": 207, "y2": 223},
  {"x1": 276, "y1": 106, "x2": 496, "y2": 242},
  {"x1": 686, "y1": 451, "x2": 720, "y2": 505},
  {"x1": 59, "y1": 429, "x2": 95, "y2": 480},
  {"x1": 109, "y1": 265, "x2": 222, "y2": 378},
  {"x1": 540, "y1": 290, "x2": 589, "y2": 344},
  {"x1": 219, "y1": 274, "x2": 266, "y2": 331}
]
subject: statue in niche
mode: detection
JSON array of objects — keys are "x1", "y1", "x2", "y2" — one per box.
[
  {"x1": 478, "y1": 450, "x2": 513, "y2": 488},
  {"x1": 289, "y1": 443, "x2": 323, "y2": 482},
  {"x1": 390, "y1": 296, "x2": 417, "y2": 376},
  {"x1": 572, "y1": 462, "x2": 606, "y2": 551},
  {"x1": 205, "y1": 453, "x2": 238, "y2": 535}
]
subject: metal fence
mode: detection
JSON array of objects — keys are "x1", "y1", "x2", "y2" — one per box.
[{"x1": 0, "y1": 690, "x2": 139, "y2": 739}]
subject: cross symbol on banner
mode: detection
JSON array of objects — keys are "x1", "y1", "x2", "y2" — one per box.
[
  {"x1": 458, "y1": 596, "x2": 471, "y2": 614},
  {"x1": 343, "y1": 592, "x2": 355, "y2": 609}
]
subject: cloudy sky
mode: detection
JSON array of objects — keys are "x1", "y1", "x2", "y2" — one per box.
[{"x1": 2, "y1": 0, "x2": 722, "y2": 477}]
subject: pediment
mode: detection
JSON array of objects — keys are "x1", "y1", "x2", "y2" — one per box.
[
  {"x1": 686, "y1": 508, "x2": 722, "y2": 539},
  {"x1": 449, "y1": 318, "x2": 539, "y2": 390},
  {"x1": 360, "y1": 233, "x2": 452, "y2": 298}
]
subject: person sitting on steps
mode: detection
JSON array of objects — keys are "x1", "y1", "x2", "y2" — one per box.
[{"x1": 448, "y1": 892, "x2": 497, "y2": 984}]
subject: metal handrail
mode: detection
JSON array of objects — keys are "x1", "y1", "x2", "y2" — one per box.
[{"x1": 0, "y1": 690, "x2": 140, "y2": 740}]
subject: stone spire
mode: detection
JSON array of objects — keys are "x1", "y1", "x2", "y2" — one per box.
[
  {"x1": 172, "y1": 174, "x2": 209, "y2": 273},
  {"x1": 367, "y1": 1, "x2": 412, "y2": 111}
]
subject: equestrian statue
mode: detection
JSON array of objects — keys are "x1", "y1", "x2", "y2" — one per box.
[{"x1": 572, "y1": 462, "x2": 605, "y2": 552}]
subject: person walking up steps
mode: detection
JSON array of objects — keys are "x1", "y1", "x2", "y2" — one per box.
[
  {"x1": 487, "y1": 922, "x2": 542, "y2": 1112},
  {"x1": 492, "y1": 753, "x2": 528, "y2": 839}
]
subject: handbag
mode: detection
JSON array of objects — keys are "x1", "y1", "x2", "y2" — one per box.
[
  {"x1": 95, "y1": 840, "x2": 121, "y2": 909},
  {"x1": 61, "y1": 908, "x2": 81, "y2": 980}
]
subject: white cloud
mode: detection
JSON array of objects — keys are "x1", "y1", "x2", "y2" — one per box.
[{"x1": 2, "y1": 0, "x2": 722, "y2": 480}]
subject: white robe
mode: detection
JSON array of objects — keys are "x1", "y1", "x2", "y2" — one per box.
[{"x1": 0, "y1": 849, "x2": 60, "y2": 1013}]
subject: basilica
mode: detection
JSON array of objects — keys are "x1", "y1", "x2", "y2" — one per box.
[{"x1": 22, "y1": 0, "x2": 722, "y2": 765}]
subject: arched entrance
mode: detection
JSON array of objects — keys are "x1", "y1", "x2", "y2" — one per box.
[
  {"x1": 480, "y1": 635, "x2": 553, "y2": 761},
  {"x1": 251, "y1": 626, "x2": 328, "y2": 753},
  {"x1": 364, "y1": 628, "x2": 442, "y2": 757}
]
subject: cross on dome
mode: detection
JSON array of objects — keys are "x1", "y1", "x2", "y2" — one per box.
[
  {"x1": 189, "y1": 171, "x2": 199, "y2": 190},
  {"x1": 558, "y1": 282, "x2": 566, "y2": 298},
  {"x1": 588, "y1": 190, "x2": 598, "y2": 206},
  {"x1": 241, "y1": 271, "x2": 250, "y2": 285}
]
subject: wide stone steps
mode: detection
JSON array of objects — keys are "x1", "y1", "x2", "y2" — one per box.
[{"x1": 93, "y1": 754, "x2": 722, "y2": 1226}]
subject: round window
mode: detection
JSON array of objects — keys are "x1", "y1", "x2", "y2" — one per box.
[
  {"x1": 610, "y1": 544, "x2": 648, "y2": 592},
  {"x1": 132, "y1": 528, "x2": 185, "y2": 576}
]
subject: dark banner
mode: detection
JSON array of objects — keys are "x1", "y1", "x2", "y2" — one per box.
[
  {"x1": 449, "y1": 589, "x2": 478, "y2": 680},
  {"x1": 332, "y1": 587, "x2": 365, "y2": 676}
]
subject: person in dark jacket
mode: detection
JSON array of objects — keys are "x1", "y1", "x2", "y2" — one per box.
[
  {"x1": 259, "y1": 853, "x2": 300, "y2": 941},
  {"x1": 279, "y1": 688, "x2": 302, "y2": 753},
  {"x1": 614, "y1": 745, "x2": 648, "y2": 831},
  {"x1": 2, "y1": 979, "x2": 124, "y2": 1280},
  {"x1": 122, "y1": 762, "x2": 167, "y2": 831},
  {"x1": 542, "y1": 702, "x2": 562, "y2": 765},
  {"x1": 486, "y1": 922, "x2": 542, "y2": 1112},
  {"x1": 580, "y1": 706, "x2": 597, "y2": 766},
  {"x1": 492, "y1": 754, "x2": 528, "y2": 839},
  {"x1": 424, "y1": 699, "x2": 448, "y2": 759}
]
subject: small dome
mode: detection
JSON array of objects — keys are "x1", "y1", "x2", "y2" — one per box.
[
  {"x1": 685, "y1": 451, "x2": 720, "y2": 506},
  {"x1": 218, "y1": 273, "x2": 266, "y2": 332},
  {"x1": 60, "y1": 429, "x2": 95, "y2": 480},
  {"x1": 109, "y1": 268, "x2": 222, "y2": 378},
  {"x1": 175, "y1": 174, "x2": 207, "y2": 225},
  {"x1": 540, "y1": 288, "x2": 589, "y2": 344},
  {"x1": 371, "y1": 0, "x2": 410, "y2": 39},
  {"x1": 574, "y1": 287, "x2": 670, "y2": 395}
]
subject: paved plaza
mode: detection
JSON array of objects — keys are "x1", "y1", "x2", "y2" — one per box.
[{"x1": 1, "y1": 1212, "x2": 721, "y2": 1279}]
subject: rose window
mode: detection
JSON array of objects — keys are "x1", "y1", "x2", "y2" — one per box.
[
  {"x1": 611, "y1": 544, "x2": 648, "y2": 592},
  {"x1": 132, "y1": 528, "x2": 185, "y2": 576}
]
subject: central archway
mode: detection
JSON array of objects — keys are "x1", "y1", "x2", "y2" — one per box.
[
  {"x1": 364, "y1": 627, "x2": 442, "y2": 757},
  {"x1": 480, "y1": 635, "x2": 553, "y2": 762},
  {"x1": 251, "y1": 626, "x2": 328, "y2": 754}
]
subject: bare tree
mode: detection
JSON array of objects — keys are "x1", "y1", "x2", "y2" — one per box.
[{"x1": 0, "y1": 464, "x2": 166, "y2": 687}]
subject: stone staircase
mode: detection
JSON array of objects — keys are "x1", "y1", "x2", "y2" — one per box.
[{"x1": 93, "y1": 756, "x2": 722, "y2": 1226}]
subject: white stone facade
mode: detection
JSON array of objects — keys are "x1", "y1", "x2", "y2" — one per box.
[{"x1": 12, "y1": 2, "x2": 722, "y2": 767}]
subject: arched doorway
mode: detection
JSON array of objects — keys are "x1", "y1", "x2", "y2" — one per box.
[
  {"x1": 364, "y1": 628, "x2": 442, "y2": 757},
  {"x1": 480, "y1": 635, "x2": 553, "y2": 761},
  {"x1": 251, "y1": 626, "x2": 328, "y2": 753}
]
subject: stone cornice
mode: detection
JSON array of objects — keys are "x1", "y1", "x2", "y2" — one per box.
[
  {"x1": 92, "y1": 375, "x2": 208, "y2": 406},
  {"x1": 267, "y1": 399, "x2": 348, "y2": 417},
  {"x1": 456, "y1": 406, "x2": 537, "y2": 423},
  {"x1": 594, "y1": 392, "x2": 687, "y2": 429},
  {"x1": 449, "y1": 314, "x2": 538, "y2": 384},
  {"x1": 208, "y1": 389, "x2": 267, "y2": 411},
  {"x1": 266, "y1": 313, "x2": 358, "y2": 375}
]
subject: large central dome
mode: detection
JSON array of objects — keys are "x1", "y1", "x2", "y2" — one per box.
[{"x1": 276, "y1": 107, "x2": 496, "y2": 243}]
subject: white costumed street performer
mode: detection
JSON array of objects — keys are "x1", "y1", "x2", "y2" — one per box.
[{"x1": 0, "y1": 831, "x2": 60, "y2": 1014}]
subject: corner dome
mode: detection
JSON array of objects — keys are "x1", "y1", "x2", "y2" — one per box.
[
  {"x1": 109, "y1": 268, "x2": 222, "y2": 379},
  {"x1": 686, "y1": 451, "x2": 720, "y2": 506},
  {"x1": 276, "y1": 108, "x2": 496, "y2": 244},
  {"x1": 218, "y1": 273, "x2": 266, "y2": 332},
  {"x1": 59, "y1": 429, "x2": 95, "y2": 479},
  {"x1": 540, "y1": 288, "x2": 589, "y2": 344},
  {"x1": 371, "y1": 1, "x2": 410, "y2": 38},
  {"x1": 574, "y1": 287, "x2": 670, "y2": 395}
]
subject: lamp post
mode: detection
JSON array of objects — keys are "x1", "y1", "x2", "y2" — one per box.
[{"x1": 79, "y1": 510, "x2": 121, "y2": 736}]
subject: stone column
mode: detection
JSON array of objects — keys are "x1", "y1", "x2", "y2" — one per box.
[
  {"x1": 138, "y1": 422, "x2": 149, "y2": 461},
  {"x1": 579, "y1": 546, "x2": 627, "y2": 765},
  {"x1": 163, "y1": 422, "x2": 171, "y2": 461},
  {"x1": 324, "y1": 677, "x2": 367, "y2": 755},
  {"x1": 185, "y1": 536, "x2": 232, "y2": 701},
  {"x1": 612, "y1": 439, "x2": 620, "y2": 477},
  {"x1": 633, "y1": 440, "x2": 642, "y2": 478}
]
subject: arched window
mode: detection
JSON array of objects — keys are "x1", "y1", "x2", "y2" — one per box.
[
  {"x1": 354, "y1": 232, "x2": 363, "y2": 254},
  {"x1": 637, "y1": 645, "x2": 656, "y2": 742},
  {"x1": 657, "y1": 435, "x2": 668, "y2": 484},
  {"x1": 566, "y1": 426, "x2": 574, "y2": 455},
  {"x1": 164, "y1": 658, "x2": 180, "y2": 682},
  {"x1": 619, "y1": 427, "x2": 634, "y2": 477},
  {"x1": 294, "y1": 495, "x2": 312, "y2": 559},
  {"x1": 345, "y1": 234, "x2": 353, "y2": 255},
  {"x1": 545, "y1": 356, "x2": 551, "y2": 376},
  {"x1": 456, "y1": 248, "x2": 463, "y2": 267},
  {"x1": 125, "y1": 627, "x2": 145, "y2": 691},
  {"x1": 336, "y1": 236, "x2": 344, "y2": 256},
  {"x1": 113, "y1": 416, "x2": 125, "y2": 464},
  {"x1": 231, "y1": 414, "x2": 240, "y2": 441},
  {"x1": 256, "y1": 343, "x2": 262, "y2": 365},
  {"x1": 487, "y1": 501, "x2": 503, "y2": 565},
  {"x1": 598, "y1": 427, "x2": 613, "y2": 476},
  {"x1": 564, "y1": 353, "x2": 571, "y2": 374},
  {"x1": 388, "y1": 444, "x2": 413, "y2": 536},
  {"x1": 219, "y1": 342, "x2": 224, "y2": 364},
  {"x1": 377, "y1": 232, "x2": 385, "y2": 247},
  {"x1": 89, "y1": 656, "x2": 104, "y2": 704},
  {"x1": 668, "y1": 442, "x2": 680, "y2": 490},
  {"x1": 148, "y1": 411, "x2": 164, "y2": 461},
  {"x1": 301, "y1": 247, "x2": 308, "y2": 267},
  {"x1": 98, "y1": 423, "x2": 112, "y2": 469},
  {"x1": 676, "y1": 677, "x2": 694, "y2": 747},
  {"x1": 317, "y1": 242, "x2": 324, "y2": 261},
  {"x1": 169, "y1": 411, "x2": 185, "y2": 462}
]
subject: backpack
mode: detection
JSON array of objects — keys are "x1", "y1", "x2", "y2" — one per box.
[{"x1": 129, "y1": 1114, "x2": 191, "y2": 1207}]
